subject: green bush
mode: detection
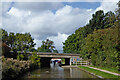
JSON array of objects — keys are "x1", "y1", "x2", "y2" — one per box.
[
  {"x1": 17, "y1": 54, "x2": 24, "y2": 60},
  {"x1": 2, "y1": 57, "x2": 32, "y2": 80},
  {"x1": 29, "y1": 52, "x2": 40, "y2": 68}
]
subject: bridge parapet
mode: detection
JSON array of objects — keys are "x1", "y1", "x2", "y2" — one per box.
[
  {"x1": 27, "y1": 52, "x2": 80, "y2": 58},
  {"x1": 36, "y1": 52, "x2": 79, "y2": 56},
  {"x1": 36, "y1": 52, "x2": 79, "y2": 58}
]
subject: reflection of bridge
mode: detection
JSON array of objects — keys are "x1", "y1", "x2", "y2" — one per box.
[{"x1": 29, "y1": 52, "x2": 80, "y2": 67}]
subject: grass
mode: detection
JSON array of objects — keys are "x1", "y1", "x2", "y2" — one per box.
[
  {"x1": 61, "y1": 59, "x2": 65, "y2": 64},
  {"x1": 78, "y1": 66, "x2": 119, "y2": 79},
  {"x1": 89, "y1": 65, "x2": 119, "y2": 74}
]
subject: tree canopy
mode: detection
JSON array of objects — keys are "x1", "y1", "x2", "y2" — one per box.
[
  {"x1": 63, "y1": 10, "x2": 116, "y2": 54},
  {"x1": 1, "y1": 29, "x2": 59, "y2": 58},
  {"x1": 63, "y1": 1, "x2": 120, "y2": 68},
  {"x1": 1, "y1": 29, "x2": 36, "y2": 53},
  {"x1": 37, "y1": 39, "x2": 58, "y2": 53}
]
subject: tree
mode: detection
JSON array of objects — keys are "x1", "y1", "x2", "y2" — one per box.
[
  {"x1": 82, "y1": 27, "x2": 118, "y2": 68},
  {"x1": 63, "y1": 27, "x2": 86, "y2": 53},
  {"x1": 89, "y1": 10, "x2": 105, "y2": 30},
  {"x1": 14, "y1": 33, "x2": 36, "y2": 52},
  {"x1": 116, "y1": 1, "x2": 120, "y2": 20},
  {"x1": 104, "y1": 11, "x2": 116, "y2": 28},
  {"x1": 37, "y1": 39, "x2": 58, "y2": 53},
  {"x1": 29, "y1": 47, "x2": 37, "y2": 52},
  {"x1": 8, "y1": 32, "x2": 15, "y2": 51},
  {"x1": 0, "y1": 29, "x2": 36, "y2": 53},
  {"x1": 1, "y1": 29, "x2": 9, "y2": 45},
  {"x1": 115, "y1": 1, "x2": 120, "y2": 71},
  {"x1": 63, "y1": 10, "x2": 116, "y2": 54}
]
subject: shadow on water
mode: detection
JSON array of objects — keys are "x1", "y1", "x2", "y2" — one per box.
[{"x1": 18, "y1": 63, "x2": 111, "y2": 80}]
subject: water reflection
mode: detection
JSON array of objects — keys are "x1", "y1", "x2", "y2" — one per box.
[{"x1": 20, "y1": 63, "x2": 98, "y2": 80}]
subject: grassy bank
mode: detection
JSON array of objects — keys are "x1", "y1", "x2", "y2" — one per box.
[
  {"x1": 89, "y1": 65, "x2": 119, "y2": 74},
  {"x1": 78, "y1": 66, "x2": 119, "y2": 79}
]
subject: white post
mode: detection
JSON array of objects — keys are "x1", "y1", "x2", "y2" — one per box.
[{"x1": 70, "y1": 58, "x2": 71, "y2": 66}]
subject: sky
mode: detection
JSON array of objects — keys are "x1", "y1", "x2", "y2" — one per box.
[{"x1": 0, "y1": 0, "x2": 119, "y2": 52}]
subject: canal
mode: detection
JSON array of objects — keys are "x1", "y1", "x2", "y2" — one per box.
[{"x1": 19, "y1": 63, "x2": 98, "y2": 80}]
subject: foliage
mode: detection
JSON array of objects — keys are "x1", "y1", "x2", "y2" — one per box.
[
  {"x1": 13, "y1": 33, "x2": 36, "y2": 52},
  {"x1": 17, "y1": 54, "x2": 24, "y2": 61},
  {"x1": 29, "y1": 52, "x2": 41, "y2": 67},
  {"x1": 2, "y1": 57, "x2": 32, "y2": 80},
  {"x1": 116, "y1": 1, "x2": 120, "y2": 20},
  {"x1": 29, "y1": 47, "x2": 37, "y2": 52},
  {"x1": 2, "y1": 53, "x2": 41, "y2": 80},
  {"x1": 1, "y1": 29, "x2": 36, "y2": 53},
  {"x1": 82, "y1": 27, "x2": 119, "y2": 68},
  {"x1": 63, "y1": 2, "x2": 120, "y2": 69},
  {"x1": 1, "y1": 29, "x2": 36, "y2": 57},
  {"x1": 115, "y1": 1, "x2": 120, "y2": 71},
  {"x1": 63, "y1": 10, "x2": 116, "y2": 54},
  {"x1": 1, "y1": 29, "x2": 9, "y2": 45},
  {"x1": 61, "y1": 58, "x2": 65, "y2": 64},
  {"x1": 37, "y1": 39, "x2": 58, "y2": 53}
]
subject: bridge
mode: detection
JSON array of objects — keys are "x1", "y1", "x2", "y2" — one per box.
[
  {"x1": 36, "y1": 52, "x2": 79, "y2": 58},
  {"x1": 28, "y1": 52, "x2": 80, "y2": 67}
]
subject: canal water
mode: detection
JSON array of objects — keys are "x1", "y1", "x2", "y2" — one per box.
[{"x1": 20, "y1": 63, "x2": 98, "y2": 80}]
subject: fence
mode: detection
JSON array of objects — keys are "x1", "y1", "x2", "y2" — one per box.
[{"x1": 71, "y1": 60, "x2": 89, "y2": 66}]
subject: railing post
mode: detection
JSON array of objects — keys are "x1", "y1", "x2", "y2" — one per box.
[{"x1": 70, "y1": 58, "x2": 71, "y2": 66}]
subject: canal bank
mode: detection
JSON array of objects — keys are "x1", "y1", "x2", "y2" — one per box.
[
  {"x1": 78, "y1": 66, "x2": 119, "y2": 80},
  {"x1": 56, "y1": 65, "x2": 119, "y2": 80}
]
